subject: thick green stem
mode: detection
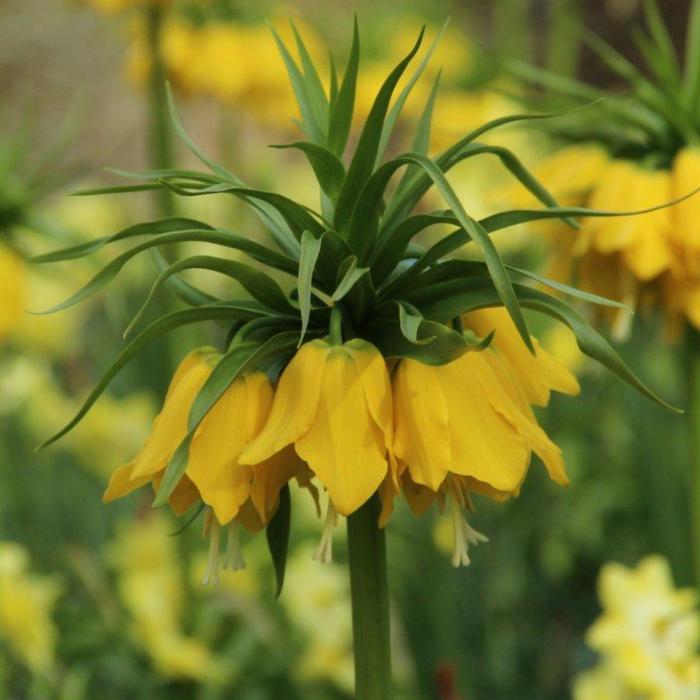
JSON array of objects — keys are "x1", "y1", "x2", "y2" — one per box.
[
  {"x1": 145, "y1": 3, "x2": 175, "y2": 217},
  {"x1": 686, "y1": 327, "x2": 700, "y2": 586},
  {"x1": 347, "y1": 496, "x2": 392, "y2": 700}
]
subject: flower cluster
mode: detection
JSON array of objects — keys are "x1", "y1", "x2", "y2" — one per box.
[
  {"x1": 0, "y1": 543, "x2": 62, "y2": 677},
  {"x1": 104, "y1": 307, "x2": 579, "y2": 574},
  {"x1": 83, "y1": 0, "x2": 168, "y2": 14},
  {"x1": 509, "y1": 1, "x2": 700, "y2": 339},
  {"x1": 109, "y1": 515, "x2": 224, "y2": 681},
  {"x1": 38, "y1": 23, "x2": 669, "y2": 588},
  {"x1": 573, "y1": 556, "x2": 700, "y2": 700},
  {"x1": 127, "y1": 16, "x2": 322, "y2": 130},
  {"x1": 506, "y1": 143, "x2": 700, "y2": 339}
]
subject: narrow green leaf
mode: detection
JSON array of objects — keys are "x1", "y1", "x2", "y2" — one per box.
[
  {"x1": 394, "y1": 69, "x2": 442, "y2": 196},
  {"x1": 479, "y1": 186, "x2": 700, "y2": 232},
  {"x1": 394, "y1": 257, "x2": 630, "y2": 312},
  {"x1": 395, "y1": 152, "x2": 534, "y2": 351},
  {"x1": 508, "y1": 265, "x2": 631, "y2": 310},
  {"x1": 267, "y1": 484, "x2": 291, "y2": 598},
  {"x1": 166, "y1": 85, "x2": 233, "y2": 179},
  {"x1": 125, "y1": 255, "x2": 293, "y2": 337},
  {"x1": 30, "y1": 217, "x2": 214, "y2": 264},
  {"x1": 333, "y1": 28, "x2": 425, "y2": 232},
  {"x1": 291, "y1": 21, "x2": 329, "y2": 136},
  {"x1": 271, "y1": 142, "x2": 345, "y2": 200},
  {"x1": 365, "y1": 316, "x2": 482, "y2": 365},
  {"x1": 40, "y1": 305, "x2": 264, "y2": 448},
  {"x1": 148, "y1": 248, "x2": 217, "y2": 309},
  {"x1": 328, "y1": 50, "x2": 339, "y2": 104},
  {"x1": 34, "y1": 229, "x2": 298, "y2": 315},
  {"x1": 685, "y1": 0, "x2": 700, "y2": 111},
  {"x1": 382, "y1": 108, "x2": 587, "y2": 231},
  {"x1": 377, "y1": 20, "x2": 448, "y2": 163},
  {"x1": 370, "y1": 212, "x2": 455, "y2": 284},
  {"x1": 642, "y1": 0, "x2": 680, "y2": 79},
  {"x1": 270, "y1": 25, "x2": 324, "y2": 143},
  {"x1": 328, "y1": 19, "x2": 360, "y2": 156},
  {"x1": 72, "y1": 183, "x2": 164, "y2": 196},
  {"x1": 332, "y1": 256, "x2": 370, "y2": 301},
  {"x1": 161, "y1": 180, "x2": 326, "y2": 239},
  {"x1": 396, "y1": 301, "x2": 435, "y2": 345},
  {"x1": 298, "y1": 231, "x2": 324, "y2": 344},
  {"x1": 380, "y1": 228, "x2": 468, "y2": 298}
]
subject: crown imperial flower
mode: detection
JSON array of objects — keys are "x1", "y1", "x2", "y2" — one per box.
[{"x1": 37, "y1": 21, "x2": 672, "y2": 591}]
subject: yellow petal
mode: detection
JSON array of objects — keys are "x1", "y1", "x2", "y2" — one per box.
[
  {"x1": 531, "y1": 338, "x2": 581, "y2": 397},
  {"x1": 346, "y1": 339, "x2": 393, "y2": 435},
  {"x1": 186, "y1": 372, "x2": 274, "y2": 524},
  {"x1": 672, "y1": 147, "x2": 700, "y2": 257},
  {"x1": 235, "y1": 499, "x2": 265, "y2": 534},
  {"x1": 239, "y1": 340, "x2": 327, "y2": 465},
  {"x1": 377, "y1": 459, "x2": 407, "y2": 528},
  {"x1": 438, "y1": 353, "x2": 530, "y2": 491},
  {"x1": 584, "y1": 161, "x2": 638, "y2": 251},
  {"x1": 401, "y1": 470, "x2": 438, "y2": 517},
  {"x1": 165, "y1": 347, "x2": 219, "y2": 402},
  {"x1": 392, "y1": 359, "x2": 451, "y2": 491},
  {"x1": 130, "y1": 358, "x2": 212, "y2": 480},
  {"x1": 103, "y1": 462, "x2": 153, "y2": 502},
  {"x1": 465, "y1": 307, "x2": 579, "y2": 405},
  {"x1": 250, "y1": 446, "x2": 303, "y2": 523},
  {"x1": 479, "y1": 351, "x2": 568, "y2": 486},
  {"x1": 153, "y1": 474, "x2": 200, "y2": 516},
  {"x1": 295, "y1": 345, "x2": 388, "y2": 516},
  {"x1": 0, "y1": 248, "x2": 25, "y2": 341}
]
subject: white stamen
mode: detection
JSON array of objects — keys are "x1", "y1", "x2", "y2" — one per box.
[
  {"x1": 448, "y1": 488, "x2": 488, "y2": 568},
  {"x1": 223, "y1": 522, "x2": 246, "y2": 572},
  {"x1": 202, "y1": 516, "x2": 221, "y2": 586},
  {"x1": 313, "y1": 499, "x2": 338, "y2": 564}
]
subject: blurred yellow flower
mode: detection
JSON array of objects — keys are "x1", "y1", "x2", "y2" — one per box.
[
  {"x1": 541, "y1": 323, "x2": 585, "y2": 376},
  {"x1": 283, "y1": 545, "x2": 354, "y2": 692},
  {"x1": 110, "y1": 514, "x2": 224, "y2": 682},
  {"x1": 507, "y1": 144, "x2": 700, "y2": 338},
  {"x1": 128, "y1": 17, "x2": 322, "y2": 130},
  {"x1": 0, "y1": 543, "x2": 61, "y2": 676},
  {"x1": 0, "y1": 247, "x2": 25, "y2": 342},
  {"x1": 85, "y1": 0, "x2": 168, "y2": 15},
  {"x1": 574, "y1": 555, "x2": 700, "y2": 700},
  {"x1": 573, "y1": 663, "x2": 630, "y2": 700}
]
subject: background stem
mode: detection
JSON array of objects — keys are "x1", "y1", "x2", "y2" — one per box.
[
  {"x1": 145, "y1": 3, "x2": 175, "y2": 217},
  {"x1": 347, "y1": 495, "x2": 393, "y2": 700},
  {"x1": 686, "y1": 326, "x2": 700, "y2": 586}
]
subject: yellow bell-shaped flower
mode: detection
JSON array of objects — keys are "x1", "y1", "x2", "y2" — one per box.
[
  {"x1": 240, "y1": 338, "x2": 393, "y2": 517},
  {"x1": 103, "y1": 348, "x2": 217, "y2": 515},
  {"x1": 0, "y1": 248, "x2": 25, "y2": 342},
  {"x1": 393, "y1": 308, "x2": 579, "y2": 494},
  {"x1": 186, "y1": 371, "x2": 299, "y2": 526},
  {"x1": 672, "y1": 146, "x2": 700, "y2": 270},
  {"x1": 583, "y1": 161, "x2": 673, "y2": 282}
]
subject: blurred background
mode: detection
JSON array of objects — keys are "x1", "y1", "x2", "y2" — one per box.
[{"x1": 0, "y1": 1, "x2": 697, "y2": 699}]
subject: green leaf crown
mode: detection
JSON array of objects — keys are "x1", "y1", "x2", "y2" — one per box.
[
  {"x1": 34, "y1": 20, "x2": 678, "y2": 503},
  {"x1": 511, "y1": 0, "x2": 700, "y2": 167}
]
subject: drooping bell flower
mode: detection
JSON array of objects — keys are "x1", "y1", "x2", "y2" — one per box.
[
  {"x1": 103, "y1": 348, "x2": 217, "y2": 515},
  {"x1": 391, "y1": 308, "x2": 579, "y2": 564},
  {"x1": 240, "y1": 338, "x2": 394, "y2": 520}
]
